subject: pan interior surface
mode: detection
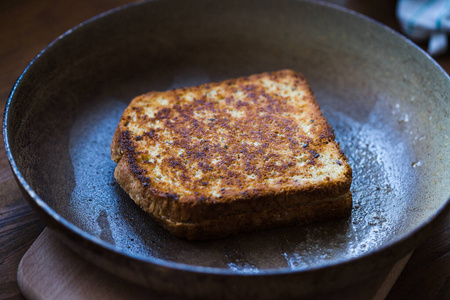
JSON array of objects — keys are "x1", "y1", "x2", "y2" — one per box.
[{"x1": 6, "y1": 0, "x2": 449, "y2": 273}]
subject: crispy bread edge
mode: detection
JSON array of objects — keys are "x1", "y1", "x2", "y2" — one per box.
[
  {"x1": 114, "y1": 156, "x2": 352, "y2": 240},
  {"x1": 111, "y1": 126, "x2": 122, "y2": 163},
  {"x1": 165, "y1": 191, "x2": 352, "y2": 240}
]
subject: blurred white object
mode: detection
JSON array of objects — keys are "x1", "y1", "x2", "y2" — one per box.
[{"x1": 397, "y1": 0, "x2": 450, "y2": 56}]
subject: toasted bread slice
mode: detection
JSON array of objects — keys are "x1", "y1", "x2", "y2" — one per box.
[{"x1": 111, "y1": 70, "x2": 352, "y2": 240}]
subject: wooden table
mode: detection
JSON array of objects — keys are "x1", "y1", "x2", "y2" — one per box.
[{"x1": 1, "y1": 1, "x2": 449, "y2": 299}]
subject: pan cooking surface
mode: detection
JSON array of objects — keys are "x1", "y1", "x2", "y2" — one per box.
[
  {"x1": 61, "y1": 74, "x2": 412, "y2": 271},
  {"x1": 6, "y1": 0, "x2": 448, "y2": 279}
]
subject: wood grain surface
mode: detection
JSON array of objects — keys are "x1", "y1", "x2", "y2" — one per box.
[
  {"x1": 14, "y1": 229, "x2": 413, "y2": 300},
  {"x1": 0, "y1": 0, "x2": 449, "y2": 299}
]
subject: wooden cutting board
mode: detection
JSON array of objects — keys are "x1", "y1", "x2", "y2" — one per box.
[{"x1": 17, "y1": 228, "x2": 412, "y2": 300}]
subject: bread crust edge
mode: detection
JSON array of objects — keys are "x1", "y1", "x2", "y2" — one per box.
[{"x1": 114, "y1": 156, "x2": 352, "y2": 240}]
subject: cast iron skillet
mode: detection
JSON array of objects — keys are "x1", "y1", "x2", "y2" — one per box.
[{"x1": 3, "y1": 0, "x2": 449, "y2": 299}]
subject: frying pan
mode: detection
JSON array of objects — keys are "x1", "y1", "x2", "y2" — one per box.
[{"x1": 3, "y1": 0, "x2": 449, "y2": 299}]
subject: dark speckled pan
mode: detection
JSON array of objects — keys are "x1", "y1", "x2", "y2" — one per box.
[{"x1": 3, "y1": 0, "x2": 449, "y2": 299}]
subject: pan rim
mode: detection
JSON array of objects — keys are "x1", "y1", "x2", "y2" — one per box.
[{"x1": 3, "y1": 0, "x2": 450, "y2": 277}]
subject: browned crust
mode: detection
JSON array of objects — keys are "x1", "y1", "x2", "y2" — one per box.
[
  {"x1": 162, "y1": 192, "x2": 353, "y2": 240},
  {"x1": 114, "y1": 155, "x2": 351, "y2": 223},
  {"x1": 115, "y1": 155, "x2": 351, "y2": 240},
  {"x1": 111, "y1": 69, "x2": 352, "y2": 239}
]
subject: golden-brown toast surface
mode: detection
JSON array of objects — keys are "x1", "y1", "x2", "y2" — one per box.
[{"x1": 112, "y1": 70, "x2": 352, "y2": 240}]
